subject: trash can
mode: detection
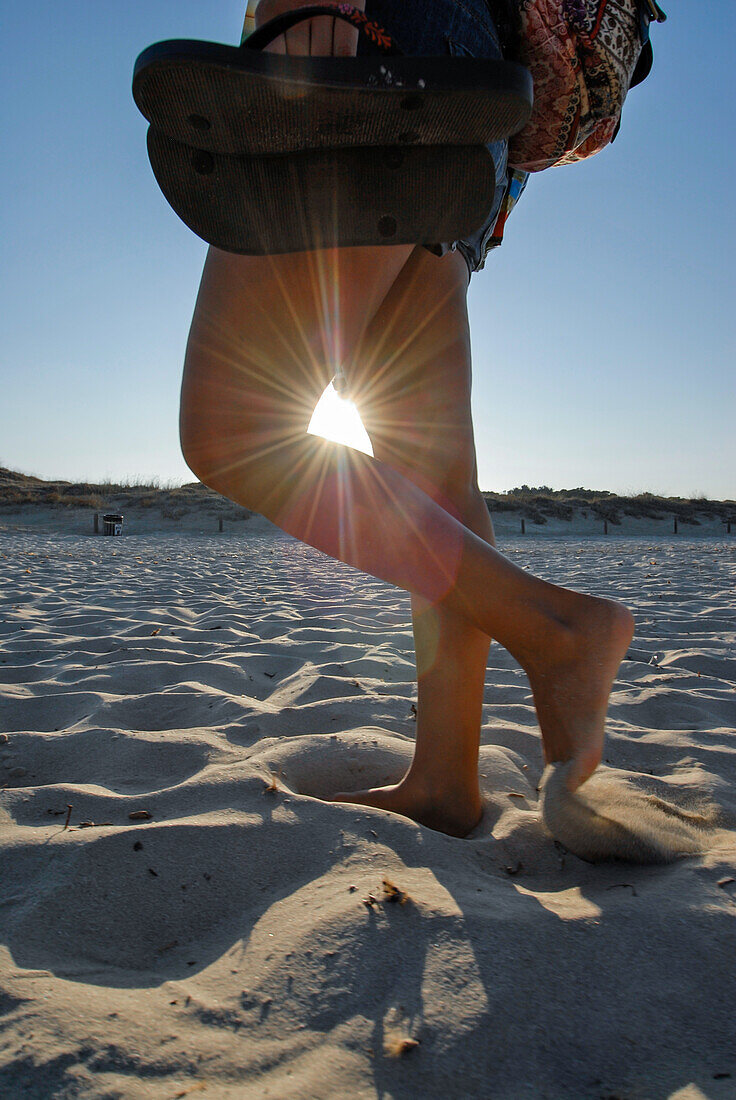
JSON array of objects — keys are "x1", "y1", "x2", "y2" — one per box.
[{"x1": 103, "y1": 513, "x2": 123, "y2": 536}]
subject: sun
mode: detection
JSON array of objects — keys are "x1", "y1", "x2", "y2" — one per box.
[{"x1": 307, "y1": 380, "x2": 373, "y2": 456}]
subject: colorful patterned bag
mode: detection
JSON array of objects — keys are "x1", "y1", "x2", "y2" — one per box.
[{"x1": 507, "y1": 0, "x2": 666, "y2": 172}]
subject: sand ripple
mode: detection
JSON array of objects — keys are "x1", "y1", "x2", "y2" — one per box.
[{"x1": 1, "y1": 531, "x2": 735, "y2": 1098}]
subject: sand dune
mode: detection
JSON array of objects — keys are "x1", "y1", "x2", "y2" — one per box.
[{"x1": 1, "y1": 525, "x2": 735, "y2": 1098}]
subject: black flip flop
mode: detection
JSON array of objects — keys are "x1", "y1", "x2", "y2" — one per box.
[
  {"x1": 147, "y1": 129, "x2": 497, "y2": 255},
  {"x1": 133, "y1": 4, "x2": 532, "y2": 157}
]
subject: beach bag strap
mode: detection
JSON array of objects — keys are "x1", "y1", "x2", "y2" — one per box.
[{"x1": 508, "y1": 0, "x2": 666, "y2": 172}]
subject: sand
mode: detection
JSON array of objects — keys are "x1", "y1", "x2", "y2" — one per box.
[{"x1": 1, "y1": 519, "x2": 735, "y2": 1099}]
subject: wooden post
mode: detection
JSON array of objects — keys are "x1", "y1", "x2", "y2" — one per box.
[
  {"x1": 219, "y1": 517, "x2": 224, "y2": 533},
  {"x1": 93, "y1": 513, "x2": 99, "y2": 534},
  {"x1": 673, "y1": 516, "x2": 678, "y2": 534},
  {"x1": 727, "y1": 520, "x2": 732, "y2": 535},
  {"x1": 521, "y1": 518, "x2": 525, "y2": 535},
  {"x1": 604, "y1": 520, "x2": 608, "y2": 535}
]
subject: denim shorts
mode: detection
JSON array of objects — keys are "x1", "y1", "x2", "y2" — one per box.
[{"x1": 359, "y1": 0, "x2": 513, "y2": 276}]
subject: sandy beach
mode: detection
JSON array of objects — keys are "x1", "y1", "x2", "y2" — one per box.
[{"x1": 1, "y1": 518, "x2": 735, "y2": 1098}]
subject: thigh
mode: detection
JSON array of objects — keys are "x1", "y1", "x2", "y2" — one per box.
[
  {"x1": 345, "y1": 246, "x2": 480, "y2": 501},
  {"x1": 181, "y1": 243, "x2": 414, "y2": 446}
]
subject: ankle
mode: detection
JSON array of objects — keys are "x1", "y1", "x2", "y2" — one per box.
[{"x1": 403, "y1": 764, "x2": 482, "y2": 810}]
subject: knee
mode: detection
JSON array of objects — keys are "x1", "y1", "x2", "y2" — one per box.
[
  {"x1": 178, "y1": 361, "x2": 223, "y2": 488},
  {"x1": 436, "y1": 468, "x2": 486, "y2": 528},
  {"x1": 380, "y1": 411, "x2": 478, "y2": 500},
  {"x1": 435, "y1": 445, "x2": 481, "y2": 507},
  {"x1": 179, "y1": 391, "x2": 267, "y2": 504},
  {"x1": 428, "y1": 460, "x2": 492, "y2": 542},
  {"x1": 371, "y1": 425, "x2": 481, "y2": 519},
  {"x1": 179, "y1": 402, "x2": 266, "y2": 510},
  {"x1": 179, "y1": 409, "x2": 214, "y2": 490},
  {"x1": 178, "y1": 348, "x2": 317, "y2": 509},
  {"x1": 178, "y1": 350, "x2": 259, "y2": 497}
]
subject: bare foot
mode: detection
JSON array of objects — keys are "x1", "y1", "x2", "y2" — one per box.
[
  {"x1": 526, "y1": 594, "x2": 635, "y2": 792},
  {"x1": 329, "y1": 778, "x2": 483, "y2": 838}
]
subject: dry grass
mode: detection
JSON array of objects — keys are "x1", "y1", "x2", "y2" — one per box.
[
  {"x1": 0, "y1": 467, "x2": 251, "y2": 519},
  {"x1": 483, "y1": 486, "x2": 735, "y2": 527},
  {"x1": 2, "y1": 467, "x2": 732, "y2": 527}
]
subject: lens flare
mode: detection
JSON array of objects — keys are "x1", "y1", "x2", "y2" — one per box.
[{"x1": 308, "y1": 381, "x2": 374, "y2": 456}]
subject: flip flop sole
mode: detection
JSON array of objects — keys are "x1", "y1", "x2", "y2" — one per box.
[
  {"x1": 134, "y1": 42, "x2": 533, "y2": 156},
  {"x1": 147, "y1": 129, "x2": 495, "y2": 254}
]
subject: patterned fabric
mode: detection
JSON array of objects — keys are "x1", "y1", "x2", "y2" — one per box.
[
  {"x1": 509, "y1": 0, "x2": 651, "y2": 172},
  {"x1": 487, "y1": 168, "x2": 530, "y2": 249},
  {"x1": 242, "y1": 2, "x2": 393, "y2": 49},
  {"x1": 335, "y1": 4, "x2": 398, "y2": 50}
]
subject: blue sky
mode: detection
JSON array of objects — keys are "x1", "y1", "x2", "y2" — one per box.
[{"x1": 2, "y1": 1, "x2": 734, "y2": 497}]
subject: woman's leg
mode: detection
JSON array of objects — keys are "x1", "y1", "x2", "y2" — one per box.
[
  {"x1": 181, "y1": 243, "x2": 634, "y2": 801},
  {"x1": 326, "y1": 248, "x2": 495, "y2": 834}
]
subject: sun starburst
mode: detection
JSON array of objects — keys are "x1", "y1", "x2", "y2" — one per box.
[{"x1": 308, "y1": 381, "x2": 373, "y2": 455}]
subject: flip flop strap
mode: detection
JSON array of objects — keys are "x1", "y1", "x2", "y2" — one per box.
[{"x1": 242, "y1": 4, "x2": 403, "y2": 56}]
